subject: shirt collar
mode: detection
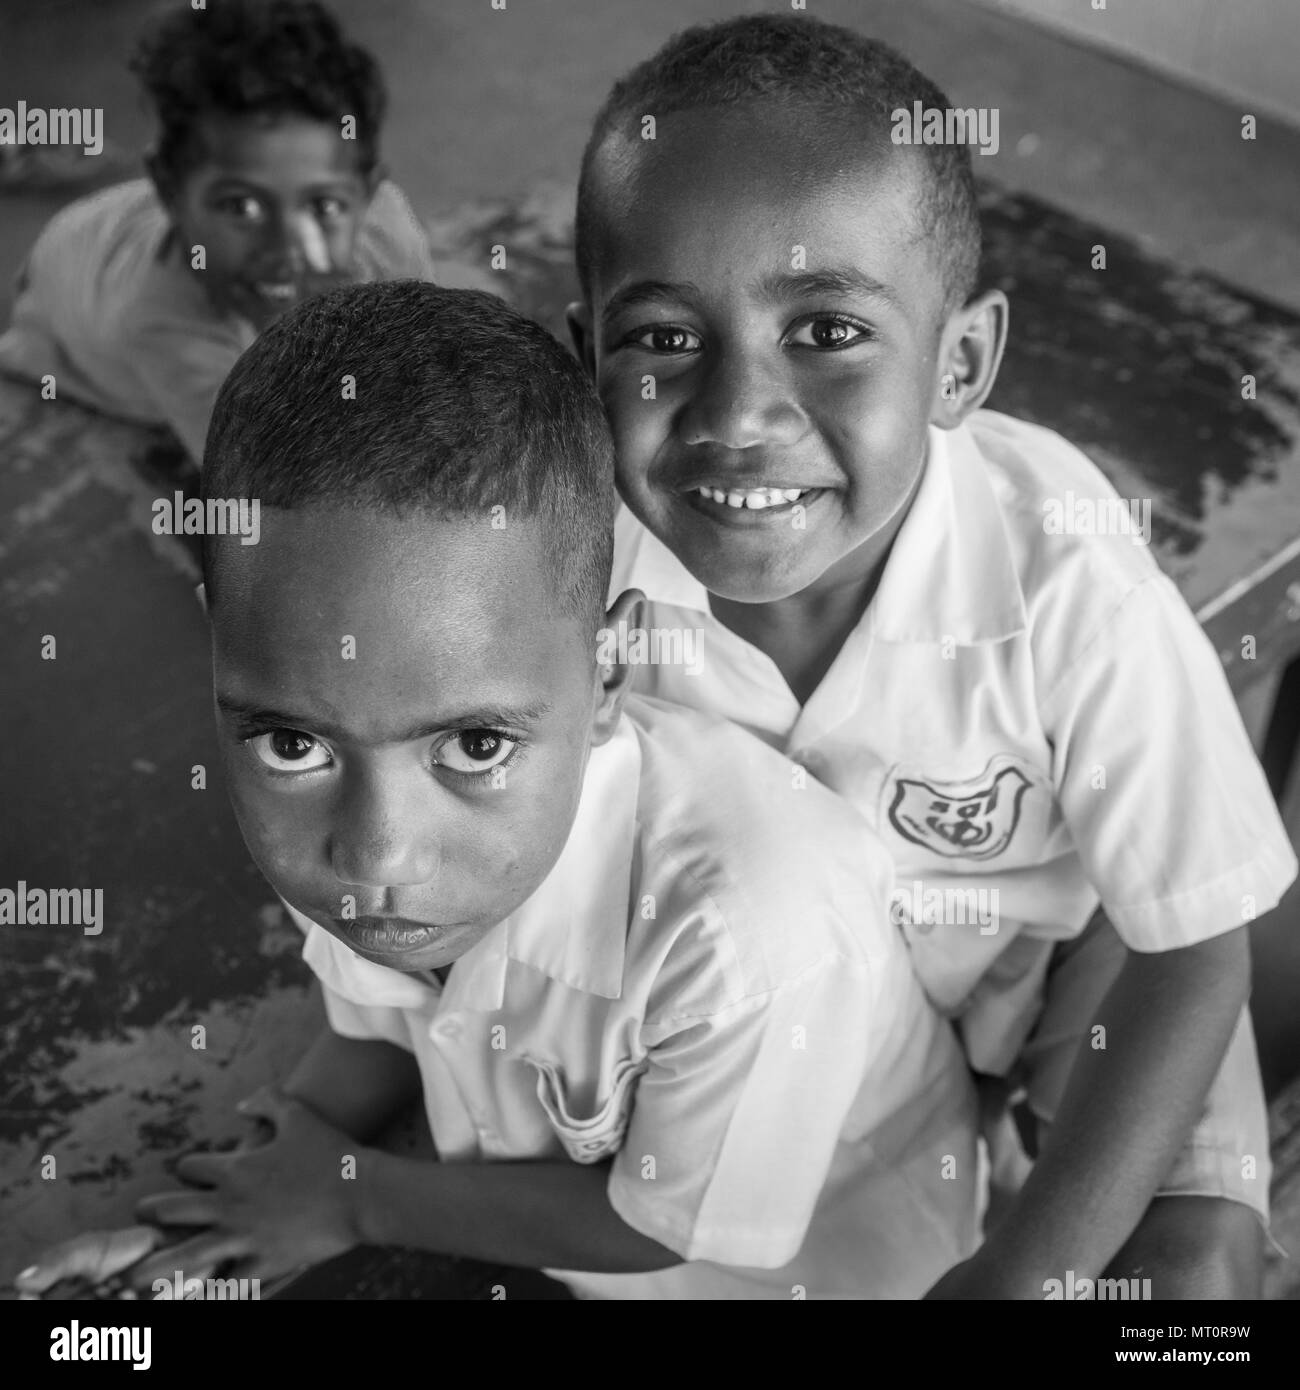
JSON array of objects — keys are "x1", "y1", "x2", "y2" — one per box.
[
  {"x1": 871, "y1": 423, "x2": 1028, "y2": 645},
  {"x1": 291, "y1": 717, "x2": 640, "y2": 1012},
  {"x1": 496, "y1": 715, "x2": 639, "y2": 1000},
  {"x1": 613, "y1": 422, "x2": 1027, "y2": 647},
  {"x1": 611, "y1": 504, "x2": 711, "y2": 614}
]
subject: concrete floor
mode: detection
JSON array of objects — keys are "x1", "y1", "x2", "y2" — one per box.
[{"x1": 2, "y1": 0, "x2": 1299, "y2": 1297}]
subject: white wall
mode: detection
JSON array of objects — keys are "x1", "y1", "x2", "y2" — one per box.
[{"x1": 970, "y1": 0, "x2": 1300, "y2": 127}]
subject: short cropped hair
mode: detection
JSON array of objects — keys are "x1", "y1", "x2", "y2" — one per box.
[
  {"x1": 131, "y1": 0, "x2": 386, "y2": 184},
  {"x1": 575, "y1": 14, "x2": 981, "y2": 312},
  {"x1": 202, "y1": 281, "x2": 617, "y2": 629}
]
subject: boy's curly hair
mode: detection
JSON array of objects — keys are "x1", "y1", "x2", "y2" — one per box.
[{"x1": 130, "y1": 0, "x2": 386, "y2": 184}]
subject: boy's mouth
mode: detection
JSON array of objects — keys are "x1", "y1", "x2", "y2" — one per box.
[
  {"x1": 680, "y1": 484, "x2": 825, "y2": 523},
  {"x1": 248, "y1": 280, "x2": 300, "y2": 306},
  {"x1": 333, "y1": 914, "x2": 448, "y2": 954}
]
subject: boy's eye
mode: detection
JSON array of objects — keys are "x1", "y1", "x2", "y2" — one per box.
[
  {"x1": 433, "y1": 729, "x2": 518, "y2": 776},
  {"x1": 218, "y1": 195, "x2": 265, "y2": 222},
  {"x1": 250, "y1": 728, "x2": 331, "y2": 773},
  {"x1": 313, "y1": 196, "x2": 347, "y2": 219},
  {"x1": 628, "y1": 325, "x2": 701, "y2": 354},
  {"x1": 787, "y1": 316, "x2": 872, "y2": 349}
]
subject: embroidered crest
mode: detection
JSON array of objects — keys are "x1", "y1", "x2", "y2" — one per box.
[{"x1": 888, "y1": 761, "x2": 1032, "y2": 860}]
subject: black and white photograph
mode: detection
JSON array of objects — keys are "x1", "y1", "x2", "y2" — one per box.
[{"x1": 1, "y1": 0, "x2": 1298, "y2": 1357}]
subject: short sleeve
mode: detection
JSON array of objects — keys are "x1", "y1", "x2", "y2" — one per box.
[
  {"x1": 1043, "y1": 572, "x2": 1297, "y2": 951},
  {"x1": 607, "y1": 950, "x2": 876, "y2": 1268}
]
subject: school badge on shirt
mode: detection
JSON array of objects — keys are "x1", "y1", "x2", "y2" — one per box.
[{"x1": 887, "y1": 756, "x2": 1032, "y2": 861}]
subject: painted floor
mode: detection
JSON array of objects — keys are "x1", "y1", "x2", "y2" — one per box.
[{"x1": 1, "y1": 0, "x2": 1299, "y2": 1299}]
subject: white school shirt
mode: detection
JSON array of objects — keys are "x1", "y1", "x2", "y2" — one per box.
[
  {"x1": 288, "y1": 696, "x2": 979, "y2": 1299},
  {"x1": 609, "y1": 410, "x2": 1297, "y2": 1072},
  {"x1": 0, "y1": 178, "x2": 435, "y2": 462}
]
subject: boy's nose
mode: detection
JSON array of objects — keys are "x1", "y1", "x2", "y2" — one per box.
[
  {"x1": 259, "y1": 213, "x2": 330, "y2": 277},
  {"x1": 329, "y1": 770, "x2": 439, "y2": 889},
  {"x1": 678, "y1": 350, "x2": 805, "y2": 450}
]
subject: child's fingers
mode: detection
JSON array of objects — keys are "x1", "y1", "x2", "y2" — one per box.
[
  {"x1": 135, "y1": 1188, "x2": 221, "y2": 1228},
  {"x1": 14, "y1": 1225, "x2": 162, "y2": 1293},
  {"x1": 129, "y1": 1232, "x2": 250, "y2": 1296},
  {"x1": 234, "y1": 1086, "x2": 296, "y2": 1128},
  {"x1": 173, "y1": 1151, "x2": 232, "y2": 1186}
]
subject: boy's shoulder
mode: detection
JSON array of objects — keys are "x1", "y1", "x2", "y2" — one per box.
[
  {"x1": 967, "y1": 403, "x2": 1156, "y2": 586},
  {"x1": 617, "y1": 694, "x2": 892, "y2": 1000},
  {"x1": 28, "y1": 177, "x2": 163, "y2": 246},
  {"x1": 964, "y1": 409, "x2": 1160, "y2": 595},
  {"x1": 23, "y1": 177, "x2": 214, "y2": 330},
  {"x1": 951, "y1": 409, "x2": 1176, "y2": 659}
]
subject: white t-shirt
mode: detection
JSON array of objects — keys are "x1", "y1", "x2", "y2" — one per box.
[
  {"x1": 609, "y1": 410, "x2": 1297, "y2": 1067},
  {"x1": 0, "y1": 178, "x2": 435, "y2": 462},
  {"x1": 289, "y1": 695, "x2": 979, "y2": 1299}
]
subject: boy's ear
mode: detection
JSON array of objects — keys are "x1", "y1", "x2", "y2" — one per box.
[
  {"x1": 930, "y1": 288, "x2": 1009, "y2": 428},
  {"x1": 362, "y1": 161, "x2": 387, "y2": 202},
  {"x1": 566, "y1": 301, "x2": 596, "y2": 376},
  {"x1": 589, "y1": 588, "x2": 645, "y2": 745},
  {"x1": 144, "y1": 149, "x2": 178, "y2": 215}
]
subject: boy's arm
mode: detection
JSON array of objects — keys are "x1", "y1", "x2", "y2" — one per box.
[
  {"x1": 279, "y1": 1024, "x2": 422, "y2": 1143},
  {"x1": 122, "y1": 1088, "x2": 679, "y2": 1283},
  {"x1": 276, "y1": 1024, "x2": 680, "y2": 1271},
  {"x1": 357, "y1": 1151, "x2": 680, "y2": 1274},
  {"x1": 124, "y1": 937, "x2": 875, "y2": 1288},
  {"x1": 931, "y1": 925, "x2": 1250, "y2": 1298}
]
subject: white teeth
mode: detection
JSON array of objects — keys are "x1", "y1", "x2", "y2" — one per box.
[{"x1": 693, "y1": 485, "x2": 811, "y2": 509}]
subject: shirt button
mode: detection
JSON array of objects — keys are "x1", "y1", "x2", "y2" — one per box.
[{"x1": 434, "y1": 1018, "x2": 463, "y2": 1042}]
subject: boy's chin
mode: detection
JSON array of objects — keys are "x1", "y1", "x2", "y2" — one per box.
[
  {"x1": 671, "y1": 529, "x2": 840, "y2": 606},
  {"x1": 642, "y1": 490, "x2": 840, "y2": 602}
]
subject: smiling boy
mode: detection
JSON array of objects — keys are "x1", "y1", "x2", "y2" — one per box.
[
  {"x1": 0, "y1": 0, "x2": 431, "y2": 464},
  {"x1": 569, "y1": 16, "x2": 1297, "y2": 1297},
  {"x1": 17, "y1": 281, "x2": 979, "y2": 1300}
]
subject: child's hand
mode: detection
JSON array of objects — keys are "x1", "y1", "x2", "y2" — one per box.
[
  {"x1": 126, "y1": 1087, "x2": 365, "y2": 1290},
  {"x1": 13, "y1": 1225, "x2": 164, "y2": 1297}
]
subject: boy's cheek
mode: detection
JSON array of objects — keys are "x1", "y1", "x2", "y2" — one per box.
[{"x1": 221, "y1": 773, "x2": 312, "y2": 888}]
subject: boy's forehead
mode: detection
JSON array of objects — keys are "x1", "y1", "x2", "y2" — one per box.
[
  {"x1": 187, "y1": 113, "x2": 366, "y2": 184},
  {"x1": 587, "y1": 103, "x2": 933, "y2": 303},
  {"x1": 211, "y1": 507, "x2": 577, "y2": 673}
]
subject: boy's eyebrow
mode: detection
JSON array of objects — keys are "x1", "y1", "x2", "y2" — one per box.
[
  {"x1": 756, "y1": 268, "x2": 901, "y2": 310},
  {"x1": 601, "y1": 279, "x2": 704, "y2": 326},
  {"x1": 601, "y1": 269, "x2": 900, "y2": 325},
  {"x1": 204, "y1": 176, "x2": 359, "y2": 195},
  {"x1": 215, "y1": 694, "x2": 552, "y2": 742}
]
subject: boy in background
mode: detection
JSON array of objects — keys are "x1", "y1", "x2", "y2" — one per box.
[
  {"x1": 569, "y1": 15, "x2": 1296, "y2": 1297},
  {"x1": 15, "y1": 282, "x2": 978, "y2": 1300},
  {"x1": 0, "y1": 0, "x2": 433, "y2": 464}
]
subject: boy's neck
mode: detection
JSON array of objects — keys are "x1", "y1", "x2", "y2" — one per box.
[
  {"x1": 708, "y1": 505, "x2": 912, "y2": 707},
  {"x1": 709, "y1": 566, "x2": 878, "y2": 707}
]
